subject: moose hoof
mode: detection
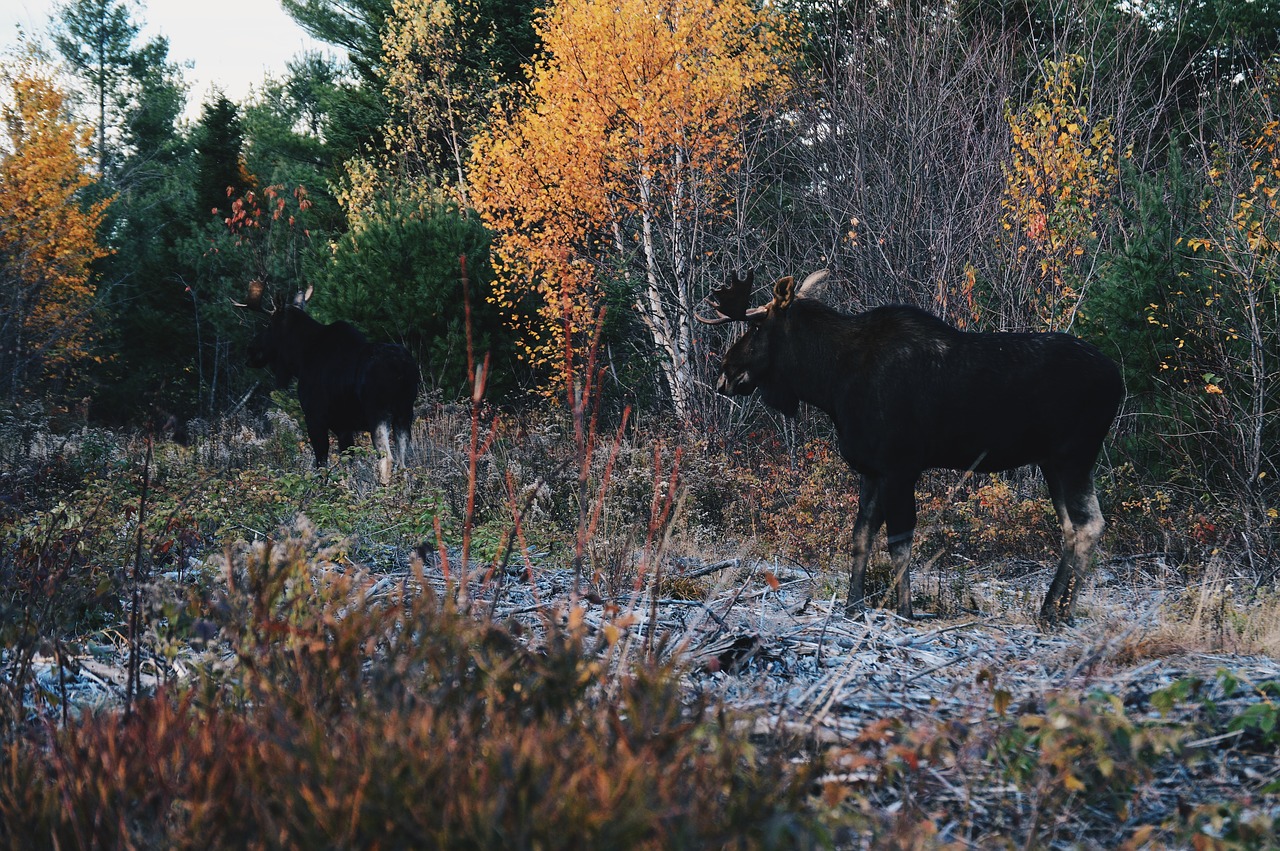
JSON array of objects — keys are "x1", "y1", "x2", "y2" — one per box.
[{"x1": 1037, "y1": 603, "x2": 1075, "y2": 631}]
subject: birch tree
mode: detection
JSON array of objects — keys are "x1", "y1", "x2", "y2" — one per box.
[{"x1": 469, "y1": 0, "x2": 793, "y2": 419}]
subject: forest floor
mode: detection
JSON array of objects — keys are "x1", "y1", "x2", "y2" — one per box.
[
  {"x1": 30, "y1": 536, "x2": 1280, "y2": 846},
  {"x1": 8, "y1": 415, "x2": 1280, "y2": 846}
]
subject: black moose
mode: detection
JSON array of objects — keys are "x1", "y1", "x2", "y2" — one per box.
[
  {"x1": 244, "y1": 284, "x2": 419, "y2": 484},
  {"x1": 698, "y1": 270, "x2": 1124, "y2": 627}
]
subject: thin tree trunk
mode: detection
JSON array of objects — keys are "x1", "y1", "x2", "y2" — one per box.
[{"x1": 635, "y1": 167, "x2": 691, "y2": 420}]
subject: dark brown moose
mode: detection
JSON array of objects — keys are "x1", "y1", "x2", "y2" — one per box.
[
  {"x1": 699, "y1": 270, "x2": 1124, "y2": 627},
  {"x1": 243, "y1": 284, "x2": 419, "y2": 485}
]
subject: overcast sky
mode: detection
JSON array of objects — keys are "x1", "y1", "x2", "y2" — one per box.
[{"x1": 0, "y1": 0, "x2": 341, "y2": 117}]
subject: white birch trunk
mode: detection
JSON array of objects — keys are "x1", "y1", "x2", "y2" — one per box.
[{"x1": 633, "y1": 165, "x2": 693, "y2": 421}]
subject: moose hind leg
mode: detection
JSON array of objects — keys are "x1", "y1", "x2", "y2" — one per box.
[
  {"x1": 1041, "y1": 469, "x2": 1104, "y2": 627},
  {"x1": 882, "y1": 476, "x2": 918, "y2": 620},
  {"x1": 394, "y1": 431, "x2": 409, "y2": 471},
  {"x1": 337, "y1": 431, "x2": 356, "y2": 454},
  {"x1": 392, "y1": 414, "x2": 411, "y2": 470},
  {"x1": 374, "y1": 422, "x2": 393, "y2": 485},
  {"x1": 846, "y1": 475, "x2": 885, "y2": 615}
]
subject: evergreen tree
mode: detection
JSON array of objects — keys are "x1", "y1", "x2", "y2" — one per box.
[
  {"x1": 280, "y1": 0, "x2": 395, "y2": 86},
  {"x1": 120, "y1": 36, "x2": 186, "y2": 165},
  {"x1": 52, "y1": 0, "x2": 140, "y2": 177},
  {"x1": 194, "y1": 94, "x2": 248, "y2": 216},
  {"x1": 89, "y1": 37, "x2": 201, "y2": 424},
  {"x1": 242, "y1": 54, "x2": 369, "y2": 234},
  {"x1": 311, "y1": 186, "x2": 514, "y2": 396}
]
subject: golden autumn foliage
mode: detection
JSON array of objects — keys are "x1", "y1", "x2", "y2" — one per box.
[
  {"x1": 469, "y1": 0, "x2": 794, "y2": 405},
  {"x1": 1161, "y1": 114, "x2": 1280, "y2": 494},
  {"x1": 1186, "y1": 117, "x2": 1280, "y2": 260},
  {"x1": 381, "y1": 0, "x2": 499, "y2": 192},
  {"x1": 1152, "y1": 117, "x2": 1280, "y2": 394},
  {"x1": 1001, "y1": 56, "x2": 1115, "y2": 330},
  {"x1": 0, "y1": 60, "x2": 110, "y2": 402}
]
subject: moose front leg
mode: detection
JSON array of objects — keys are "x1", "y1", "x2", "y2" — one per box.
[
  {"x1": 306, "y1": 419, "x2": 331, "y2": 468},
  {"x1": 846, "y1": 475, "x2": 884, "y2": 615}
]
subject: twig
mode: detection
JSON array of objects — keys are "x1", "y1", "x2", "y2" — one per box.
[
  {"x1": 1183, "y1": 729, "x2": 1245, "y2": 750},
  {"x1": 126, "y1": 433, "x2": 154, "y2": 718},
  {"x1": 892, "y1": 618, "x2": 989, "y2": 648},
  {"x1": 903, "y1": 648, "x2": 984, "y2": 685},
  {"x1": 815, "y1": 593, "x2": 839, "y2": 663},
  {"x1": 682, "y1": 557, "x2": 741, "y2": 580}
]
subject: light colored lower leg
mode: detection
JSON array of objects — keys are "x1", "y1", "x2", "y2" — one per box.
[
  {"x1": 375, "y1": 423, "x2": 392, "y2": 485},
  {"x1": 1054, "y1": 499, "x2": 1077, "y2": 548},
  {"x1": 1066, "y1": 494, "x2": 1105, "y2": 610},
  {"x1": 1075, "y1": 493, "x2": 1104, "y2": 551},
  {"x1": 1042, "y1": 491, "x2": 1104, "y2": 626}
]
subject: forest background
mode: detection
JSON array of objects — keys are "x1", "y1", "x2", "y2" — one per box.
[{"x1": 2, "y1": 0, "x2": 1278, "y2": 550}]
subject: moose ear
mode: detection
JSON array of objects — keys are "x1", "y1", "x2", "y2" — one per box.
[
  {"x1": 772, "y1": 276, "x2": 796, "y2": 310},
  {"x1": 797, "y1": 270, "x2": 830, "y2": 299}
]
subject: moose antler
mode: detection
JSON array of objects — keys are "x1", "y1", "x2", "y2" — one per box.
[
  {"x1": 695, "y1": 270, "x2": 769, "y2": 325},
  {"x1": 231, "y1": 279, "x2": 269, "y2": 311},
  {"x1": 797, "y1": 270, "x2": 830, "y2": 299}
]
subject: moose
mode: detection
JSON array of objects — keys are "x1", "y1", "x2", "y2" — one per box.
[
  {"x1": 243, "y1": 283, "x2": 419, "y2": 484},
  {"x1": 698, "y1": 270, "x2": 1124, "y2": 627}
]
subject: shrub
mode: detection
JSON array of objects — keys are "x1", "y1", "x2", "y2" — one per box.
[{"x1": 0, "y1": 519, "x2": 832, "y2": 849}]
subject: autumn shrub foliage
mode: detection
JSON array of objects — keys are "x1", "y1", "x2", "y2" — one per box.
[
  {"x1": 827, "y1": 677, "x2": 1280, "y2": 848},
  {"x1": 1086, "y1": 81, "x2": 1280, "y2": 572},
  {"x1": 1000, "y1": 55, "x2": 1115, "y2": 330},
  {"x1": 1156, "y1": 114, "x2": 1280, "y2": 542},
  {"x1": 3, "y1": 410, "x2": 1280, "y2": 848},
  {"x1": 0, "y1": 523, "x2": 829, "y2": 849}
]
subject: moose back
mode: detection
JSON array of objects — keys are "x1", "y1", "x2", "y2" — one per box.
[{"x1": 699, "y1": 271, "x2": 1124, "y2": 627}]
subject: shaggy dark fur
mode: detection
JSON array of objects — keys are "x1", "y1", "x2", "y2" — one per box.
[
  {"x1": 249, "y1": 304, "x2": 418, "y2": 483},
  {"x1": 710, "y1": 273, "x2": 1123, "y2": 627}
]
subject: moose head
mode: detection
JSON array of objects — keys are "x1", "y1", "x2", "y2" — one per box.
[
  {"x1": 697, "y1": 269, "x2": 830, "y2": 415},
  {"x1": 241, "y1": 283, "x2": 314, "y2": 389}
]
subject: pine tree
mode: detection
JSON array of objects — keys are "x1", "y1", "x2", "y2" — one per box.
[{"x1": 52, "y1": 0, "x2": 141, "y2": 177}]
